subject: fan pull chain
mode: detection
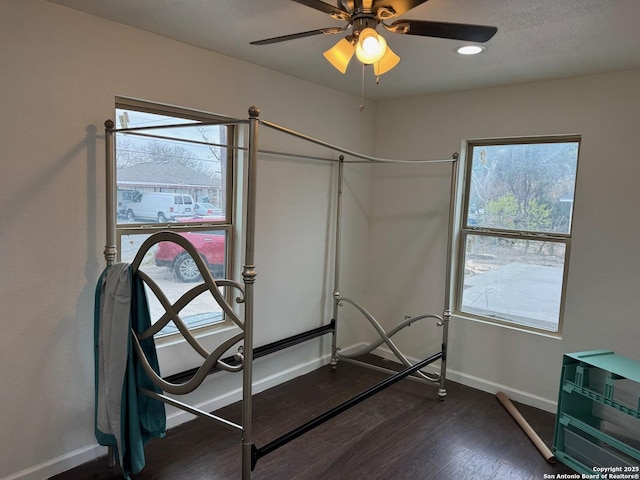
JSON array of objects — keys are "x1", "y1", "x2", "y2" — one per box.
[{"x1": 359, "y1": 63, "x2": 366, "y2": 112}]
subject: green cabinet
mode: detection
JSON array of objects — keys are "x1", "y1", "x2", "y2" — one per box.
[{"x1": 554, "y1": 350, "x2": 640, "y2": 474}]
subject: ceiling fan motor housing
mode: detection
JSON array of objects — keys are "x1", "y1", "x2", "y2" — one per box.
[{"x1": 352, "y1": 15, "x2": 379, "y2": 36}]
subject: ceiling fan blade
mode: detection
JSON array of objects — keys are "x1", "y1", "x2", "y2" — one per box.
[
  {"x1": 250, "y1": 26, "x2": 345, "y2": 46},
  {"x1": 374, "y1": 0, "x2": 430, "y2": 17},
  {"x1": 292, "y1": 0, "x2": 351, "y2": 20},
  {"x1": 387, "y1": 19, "x2": 497, "y2": 42}
]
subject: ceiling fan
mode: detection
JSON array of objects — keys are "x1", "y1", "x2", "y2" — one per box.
[{"x1": 251, "y1": 0, "x2": 498, "y2": 76}]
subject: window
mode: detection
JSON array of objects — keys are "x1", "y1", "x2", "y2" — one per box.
[
  {"x1": 455, "y1": 137, "x2": 579, "y2": 334},
  {"x1": 113, "y1": 98, "x2": 236, "y2": 338}
]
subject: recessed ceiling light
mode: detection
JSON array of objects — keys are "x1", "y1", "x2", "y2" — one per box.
[{"x1": 456, "y1": 45, "x2": 486, "y2": 55}]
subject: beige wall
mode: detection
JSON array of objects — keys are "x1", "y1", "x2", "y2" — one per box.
[
  {"x1": 0, "y1": 1, "x2": 373, "y2": 478},
  {"x1": 372, "y1": 69, "x2": 640, "y2": 410}
]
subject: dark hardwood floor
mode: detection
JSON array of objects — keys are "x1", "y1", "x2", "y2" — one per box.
[{"x1": 52, "y1": 357, "x2": 576, "y2": 479}]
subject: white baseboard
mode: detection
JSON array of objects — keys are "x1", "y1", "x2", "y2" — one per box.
[
  {"x1": 3, "y1": 354, "x2": 330, "y2": 480},
  {"x1": 371, "y1": 345, "x2": 557, "y2": 413},
  {"x1": 1, "y1": 444, "x2": 106, "y2": 480},
  {"x1": 445, "y1": 368, "x2": 557, "y2": 413}
]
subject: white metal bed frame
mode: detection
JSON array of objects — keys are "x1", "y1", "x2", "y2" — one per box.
[{"x1": 103, "y1": 105, "x2": 458, "y2": 479}]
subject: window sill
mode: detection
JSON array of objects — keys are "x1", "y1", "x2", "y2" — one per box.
[{"x1": 452, "y1": 311, "x2": 564, "y2": 340}]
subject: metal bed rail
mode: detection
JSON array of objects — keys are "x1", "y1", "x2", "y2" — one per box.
[
  {"x1": 162, "y1": 321, "x2": 336, "y2": 385},
  {"x1": 250, "y1": 350, "x2": 444, "y2": 470}
]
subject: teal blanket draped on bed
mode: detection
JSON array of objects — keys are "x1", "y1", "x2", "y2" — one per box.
[{"x1": 94, "y1": 263, "x2": 166, "y2": 479}]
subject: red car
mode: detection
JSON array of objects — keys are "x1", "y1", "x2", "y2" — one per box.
[{"x1": 154, "y1": 223, "x2": 226, "y2": 282}]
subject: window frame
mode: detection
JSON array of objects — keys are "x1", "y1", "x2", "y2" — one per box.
[
  {"x1": 112, "y1": 97, "x2": 238, "y2": 339},
  {"x1": 453, "y1": 135, "x2": 580, "y2": 336}
]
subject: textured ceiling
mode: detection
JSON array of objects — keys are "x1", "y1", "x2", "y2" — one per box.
[{"x1": 48, "y1": 0, "x2": 640, "y2": 99}]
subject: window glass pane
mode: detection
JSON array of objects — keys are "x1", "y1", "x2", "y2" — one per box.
[
  {"x1": 153, "y1": 230, "x2": 227, "y2": 282},
  {"x1": 467, "y1": 142, "x2": 578, "y2": 234},
  {"x1": 113, "y1": 102, "x2": 235, "y2": 339},
  {"x1": 115, "y1": 109, "x2": 228, "y2": 225},
  {"x1": 460, "y1": 234, "x2": 566, "y2": 331},
  {"x1": 120, "y1": 232, "x2": 227, "y2": 337}
]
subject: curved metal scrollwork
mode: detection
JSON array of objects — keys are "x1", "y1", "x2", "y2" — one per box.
[
  {"x1": 130, "y1": 230, "x2": 245, "y2": 395},
  {"x1": 336, "y1": 296, "x2": 443, "y2": 383}
]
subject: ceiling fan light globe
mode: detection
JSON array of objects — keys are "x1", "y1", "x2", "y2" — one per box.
[
  {"x1": 362, "y1": 35, "x2": 381, "y2": 55},
  {"x1": 323, "y1": 37, "x2": 355, "y2": 74},
  {"x1": 355, "y1": 28, "x2": 387, "y2": 64}
]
